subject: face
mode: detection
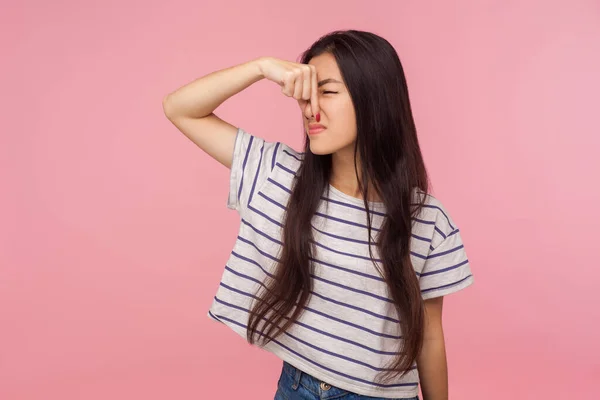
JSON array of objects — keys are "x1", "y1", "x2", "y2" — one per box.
[{"x1": 299, "y1": 53, "x2": 357, "y2": 155}]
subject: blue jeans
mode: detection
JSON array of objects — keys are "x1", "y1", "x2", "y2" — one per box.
[{"x1": 274, "y1": 361, "x2": 419, "y2": 400}]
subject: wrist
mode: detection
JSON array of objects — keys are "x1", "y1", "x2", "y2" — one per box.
[{"x1": 253, "y1": 56, "x2": 270, "y2": 79}]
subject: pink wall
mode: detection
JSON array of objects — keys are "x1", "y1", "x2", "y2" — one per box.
[{"x1": 2, "y1": 0, "x2": 598, "y2": 399}]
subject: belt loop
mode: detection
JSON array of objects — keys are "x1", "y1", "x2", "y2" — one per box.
[{"x1": 291, "y1": 365, "x2": 302, "y2": 390}]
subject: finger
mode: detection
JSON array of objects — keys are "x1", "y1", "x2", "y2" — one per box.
[
  {"x1": 301, "y1": 66, "x2": 311, "y2": 101},
  {"x1": 310, "y1": 65, "x2": 319, "y2": 118},
  {"x1": 282, "y1": 70, "x2": 295, "y2": 96},
  {"x1": 297, "y1": 98, "x2": 308, "y2": 111},
  {"x1": 292, "y1": 70, "x2": 303, "y2": 99}
]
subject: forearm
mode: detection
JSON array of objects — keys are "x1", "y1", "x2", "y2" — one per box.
[
  {"x1": 163, "y1": 57, "x2": 265, "y2": 119},
  {"x1": 417, "y1": 336, "x2": 449, "y2": 400}
]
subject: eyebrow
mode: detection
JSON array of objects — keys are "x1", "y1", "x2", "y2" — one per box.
[{"x1": 317, "y1": 78, "x2": 342, "y2": 87}]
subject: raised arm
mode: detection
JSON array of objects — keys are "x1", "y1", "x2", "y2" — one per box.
[
  {"x1": 162, "y1": 58, "x2": 265, "y2": 169},
  {"x1": 162, "y1": 56, "x2": 320, "y2": 169}
]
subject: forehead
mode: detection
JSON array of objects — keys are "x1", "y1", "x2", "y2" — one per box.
[{"x1": 308, "y1": 53, "x2": 341, "y2": 80}]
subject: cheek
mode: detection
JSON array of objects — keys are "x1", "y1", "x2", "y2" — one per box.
[
  {"x1": 325, "y1": 98, "x2": 355, "y2": 129},
  {"x1": 332, "y1": 103, "x2": 357, "y2": 140}
]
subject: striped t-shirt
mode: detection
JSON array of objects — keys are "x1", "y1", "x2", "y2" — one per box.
[{"x1": 207, "y1": 127, "x2": 474, "y2": 398}]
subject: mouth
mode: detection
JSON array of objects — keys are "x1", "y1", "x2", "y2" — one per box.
[{"x1": 308, "y1": 127, "x2": 326, "y2": 135}]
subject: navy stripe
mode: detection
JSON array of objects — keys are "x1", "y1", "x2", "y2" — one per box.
[
  {"x1": 255, "y1": 194, "x2": 431, "y2": 252},
  {"x1": 248, "y1": 204, "x2": 283, "y2": 227},
  {"x1": 420, "y1": 204, "x2": 455, "y2": 231},
  {"x1": 428, "y1": 244, "x2": 464, "y2": 259},
  {"x1": 413, "y1": 218, "x2": 435, "y2": 226},
  {"x1": 259, "y1": 189, "x2": 383, "y2": 232},
  {"x1": 231, "y1": 241, "x2": 406, "y2": 323},
  {"x1": 241, "y1": 218, "x2": 283, "y2": 245},
  {"x1": 410, "y1": 252, "x2": 428, "y2": 260},
  {"x1": 224, "y1": 264, "x2": 396, "y2": 324},
  {"x1": 412, "y1": 233, "x2": 432, "y2": 243},
  {"x1": 248, "y1": 142, "x2": 266, "y2": 205},
  {"x1": 421, "y1": 274, "x2": 473, "y2": 294},
  {"x1": 435, "y1": 226, "x2": 447, "y2": 240},
  {"x1": 224, "y1": 265, "x2": 266, "y2": 287},
  {"x1": 313, "y1": 223, "x2": 431, "y2": 258},
  {"x1": 208, "y1": 310, "x2": 221, "y2": 322},
  {"x1": 272, "y1": 164, "x2": 445, "y2": 230},
  {"x1": 237, "y1": 235, "x2": 278, "y2": 262},
  {"x1": 282, "y1": 149, "x2": 303, "y2": 162},
  {"x1": 309, "y1": 290, "x2": 399, "y2": 324},
  {"x1": 321, "y1": 195, "x2": 387, "y2": 217},
  {"x1": 323, "y1": 188, "x2": 436, "y2": 218},
  {"x1": 276, "y1": 162, "x2": 296, "y2": 176},
  {"x1": 231, "y1": 250, "x2": 274, "y2": 278},
  {"x1": 315, "y1": 211, "x2": 382, "y2": 232},
  {"x1": 268, "y1": 177, "x2": 292, "y2": 193},
  {"x1": 283, "y1": 328, "x2": 398, "y2": 371},
  {"x1": 268, "y1": 180, "x2": 435, "y2": 231},
  {"x1": 309, "y1": 257, "x2": 384, "y2": 282},
  {"x1": 311, "y1": 240, "x2": 382, "y2": 263},
  {"x1": 258, "y1": 191, "x2": 286, "y2": 210},
  {"x1": 240, "y1": 220, "x2": 423, "y2": 283},
  {"x1": 431, "y1": 228, "x2": 460, "y2": 247},
  {"x1": 270, "y1": 166, "x2": 444, "y2": 233},
  {"x1": 313, "y1": 242, "x2": 426, "y2": 273},
  {"x1": 214, "y1": 296, "x2": 400, "y2": 357},
  {"x1": 236, "y1": 236, "x2": 394, "y2": 303},
  {"x1": 270, "y1": 142, "x2": 281, "y2": 171},
  {"x1": 268, "y1": 176, "x2": 438, "y2": 229},
  {"x1": 219, "y1": 280, "x2": 400, "y2": 339},
  {"x1": 327, "y1": 193, "x2": 453, "y2": 233},
  {"x1": 312, "y1": 225, "x2": 374, "y2": 245},
  {"x1": 220, "y1": 281, "x2": 259, "y2": 298},
  {"x1": 208, "y1": 313, "x2": 417, "y2": 388},
  {"x1": 238, "y1": 134, "x2": 254, "y2": 204},
  {"x1": 420, "y1": 259, "x2": 470, "y2": 277},
  {"x1": 258, "y1": 189, "x2": 380, "y2": 236},
  {"x1": 311, "y1": 274, "x2": 393, "y2": 303},
  {"x1": 305, "y1": 306, "x2": 401, "y2": 340},
  {"x1": 290, "y1": 319, "x2": 400, "y2": 356},
  {"x1": 237, "y1": 222, "x2": 426, "y2": 293}
]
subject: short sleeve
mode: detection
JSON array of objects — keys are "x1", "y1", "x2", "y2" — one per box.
[
  {"x1": 227, "y1": 127, "x2": 281, "y2": 215},
  {"x1": 418, "y1": 226, "x2": 474, "y2": 300}
]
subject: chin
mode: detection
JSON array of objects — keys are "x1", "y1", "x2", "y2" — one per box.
[
  {"x1": 309, "y1": 142, "x2": 336, "y2": 155},
  {"x1": 309, "y1": 137, "x2": 355, "y2": 156}
]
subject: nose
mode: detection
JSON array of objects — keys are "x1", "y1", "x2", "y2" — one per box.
[{"x1": 301, "y1": 99, "x2": 316, "y2": 121}]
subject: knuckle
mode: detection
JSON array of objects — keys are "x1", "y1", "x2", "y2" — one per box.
[{"x1": 284, "y1": 70, "x2": 295, "y2": 80}]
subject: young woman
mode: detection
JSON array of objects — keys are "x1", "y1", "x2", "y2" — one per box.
[{"x1": 163, "y1": 29, "x2": 474, "y2": 400}]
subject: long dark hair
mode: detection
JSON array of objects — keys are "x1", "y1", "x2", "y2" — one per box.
[{"x1": 247, "y1": 29, "x2": 430, "y2": 383}]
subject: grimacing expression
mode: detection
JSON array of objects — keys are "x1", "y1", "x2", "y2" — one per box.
[{"x1": 300, "y1": 53, "x2": 357, "y2": 155}]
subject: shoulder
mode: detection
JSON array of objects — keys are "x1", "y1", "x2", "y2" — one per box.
[
  {"x1": 236, "y1": 127, "x2": 304, "y2": 175},
  {"x1": 412, "y1": 190, "x2": 460, "y2": 246}
]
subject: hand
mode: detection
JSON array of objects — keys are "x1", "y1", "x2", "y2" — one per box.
[{"x1": 258, "y1": 56, "x2": 320, "y2": 118}]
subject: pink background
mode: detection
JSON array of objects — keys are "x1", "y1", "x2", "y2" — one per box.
[{"x1": 2, "y1": 0, "x2": 599, "y2": 399}]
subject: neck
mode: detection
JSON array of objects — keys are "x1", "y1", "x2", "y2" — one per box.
[{"x1": 330, "y1": 144, "x2": 381, "y2": 202}]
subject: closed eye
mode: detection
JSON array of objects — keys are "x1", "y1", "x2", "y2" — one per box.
[{"x1": 322, "y1": 91, "x2": 337, "y2": 94}]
